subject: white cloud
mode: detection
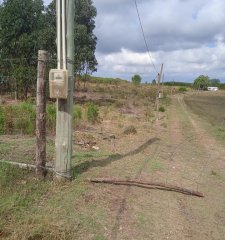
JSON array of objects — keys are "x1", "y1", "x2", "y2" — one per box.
[
  {"x1": 43, "y1": 0, "x2": 225, "y2": 82},
  {"x1": 95, "y1": 36, "x2": 225, "y2": 82},
  {"x1": 93, "y1": 0, "x2": 225, "y2": 82}
]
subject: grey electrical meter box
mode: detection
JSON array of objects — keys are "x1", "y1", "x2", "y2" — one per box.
[{"x1": 49, "y1": 69, "x2": 68, "y2": 99}]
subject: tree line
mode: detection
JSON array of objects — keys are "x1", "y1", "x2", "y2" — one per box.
[
  {"x1": 192, "y1": 75, "x2": 221, "y2": 90},
  {"x1": 0, "y1": 0, "x2": 97, "y2": 99}
]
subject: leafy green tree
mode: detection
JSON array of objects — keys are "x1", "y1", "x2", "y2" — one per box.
[
  {"x1": 132, "y1": 74, "x2": 141, "y2": 85},
  {"x1": 45, "y1": 0, "x2": 98, "y2": 76},
  {"x1": 152, "y1": 79, "x2": 156, "y2": 85},
  {"x1": 12, "y1": 65, "x2": 36, "y2": 99},
  {"x1": 0, "y1": 0, "x2": 98, "y2": 97},
  {"x1": 0, "y1": 0, "x2": 45, "y2": 98},
  {"x1": 74, "y1": 0, "x2": 98, "y2": 75},
  {"x1": 193, "y1": 75, "x2": 210, "y2": 90},
  {"x1": 40, "y1": 1, "x2": 57, "y2": 58},
  {"x1": 209, "y1": 78, "x2": 220, "y2": 87},
  {"x1": 0, "y1": 0, "x2": 45, "y2": 59}
]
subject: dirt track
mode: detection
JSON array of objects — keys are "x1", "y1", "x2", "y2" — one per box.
[{"x1": 95, "y1": 94, "x2": 225, "y2": 240}]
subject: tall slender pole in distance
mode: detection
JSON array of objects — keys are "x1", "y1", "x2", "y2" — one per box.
[
  {"x1": 156, "y1": 73, "x2": 160, "y2": 121},
  {"x1": 55, "y1": 0, "x2": 75, "y2": 180},
  {"x1": 156, "y1": 63, "x2": 164, "y2": 121},
  {"x1": 162, "y1": 73, "x2": 165, "y2": 95}
]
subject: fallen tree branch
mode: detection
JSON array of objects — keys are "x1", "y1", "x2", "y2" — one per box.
[
  {"x1": 89, "y1": 178, "x2": 204, "y2": 198},
  {"x1": 0, "y1": 160, "x2": 53, "y2": 172},
  {"x1": 0, "y1": 160, "x2": 37, "y2": 170}
]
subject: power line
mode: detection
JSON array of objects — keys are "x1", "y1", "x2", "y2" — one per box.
[{"x1": 134, "y1": 0, "x2": 158, "y2": 74}]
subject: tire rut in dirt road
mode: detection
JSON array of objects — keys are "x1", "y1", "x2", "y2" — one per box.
[
  {"x1": 130, "y1": 95, "x2": 225, "y2": 240},
  {"x1": 102, "y1": 95, "x2": 225, "y2": 240},
  {"x1": 169, "y1": 95, "x2": 225, "y2": 239}
]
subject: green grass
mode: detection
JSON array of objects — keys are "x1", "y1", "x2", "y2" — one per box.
[
  {"x1": 138, "y1": 158, "x2": 165, "y2": 174},
  {"x1": 71, "y1": 151, "x2": 113, "y2": 179},
  {"x1": 148, "y1": 159, "x2": 165, "y2": 172},
  {"x1": 0, "y1": 163, "x2": 51, "y2": 227},
  {"x1": 0, "y1": 137, "x2": 35, "y2": 163},
  {"x1": 0, "y1": 142, "x2": 11, "y2": 159},
  {"x1": 212, "y1": 126, "x2": 225, "y2": 141},
  {"x1": 0, "y1": 102, "x2": 85, "y2": 135},
  {"x1": 159, "y1": 106, "x2": 165, "y2": 112},
  {"x1": 86, "y1": 102, "x2": 99, "y2": 123},
  {"x1": 0, "y1": 162, "x2": 109, "y2": 239},
  {"x1": 0, "y1": 106, "x2": 4, "y2": 134},
  {"x1": 46, "y1": 104, "x2": 56, "y2": 134},
  {"x1": 136, "y1": 211, "x2": 148, "y2": 227},
  {"x1": 160, "y1": 96, "x2": 171, "y2": 106},
  {"x1": 210, "y1": 170, "x2": 225, "y2": 181},
  {"x1": 178, "y1": 86, "x2": 187, "y2": 92}
]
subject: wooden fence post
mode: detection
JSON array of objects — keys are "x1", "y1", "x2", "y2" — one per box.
[{"x1": 36, "y1": 50, "x2": 48, "y2": 178}]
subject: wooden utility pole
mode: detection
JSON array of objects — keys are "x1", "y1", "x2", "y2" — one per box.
[
  {"x1": 162, "y1": 73, "x2": 165, "y2": 95},
  {"x1": 156, "y1": 63, "x2": 164, "y2": 121},
  {"x1": 36, "y1": 50, "x2": 48, "y2": 178},
  {"x1": 55, "y1": 0, "x2": 75, "y2": 180}
]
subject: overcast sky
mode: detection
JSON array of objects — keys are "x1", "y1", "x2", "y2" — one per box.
[{"x1": 45, "y1": 0, "x2": 225, "y2": 83}]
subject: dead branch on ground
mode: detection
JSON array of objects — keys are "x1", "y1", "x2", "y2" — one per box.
[{"x1": 89, "y1": 178, "x2": 204, "y2": 198}]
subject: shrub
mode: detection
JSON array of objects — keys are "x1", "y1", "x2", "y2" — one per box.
[
  {"x1": 0, "y1": 107, "x2": 4, "y2": 134},
  {"x1": 46, "y1": 104, "x2": 56, "y2": 133},
  {"x1": 145, "y1": 109, "x2": 154, "y2": 121},
  {"x1": 3, "y1": 105, "x2": 14, "y2": 134},
  {"x1": 123, "y1": 125, "x2": 137, "y2": 135},
  {"x1": 73, "y1": 106, "x2": 82, "y2": 126},
  {"x1": 159, "y1": 106, "x2": 165, "y2": 112},
  {"x1": 86, "y1": 102, "x2": 99, "y2": 123},
  {"x1": 13, "y1": 102, "x2": 36, "y2": 135},
  {"x1": 132, "y1": 74, "x2": 141, "y2": 85},
  {"x1": 179, "y1": 87, "x2": 187, "y2": 92}
]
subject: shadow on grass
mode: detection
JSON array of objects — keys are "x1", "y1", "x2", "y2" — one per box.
[{"x1": 71, "y1": 137, "x2": 160, "y2": 179}]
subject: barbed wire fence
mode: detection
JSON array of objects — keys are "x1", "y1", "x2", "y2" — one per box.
[
  {"x1": 0, "y1": 56, "x2": 59, "y2": 173},
  {"x1": 0, "y1": 54, "x2": 98, "y2": 174}
]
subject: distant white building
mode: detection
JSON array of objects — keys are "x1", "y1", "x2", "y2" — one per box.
[{"x1": 207, "y1": 87, "x2": 218, "y2": 91}]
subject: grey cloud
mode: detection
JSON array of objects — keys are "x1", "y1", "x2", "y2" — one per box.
[
  {"x1": 43, "y1": 0, "x2": 225, "y2": 82},
  {"x1": 93, "y1": 0, "x2": 225, "y2": 54}
]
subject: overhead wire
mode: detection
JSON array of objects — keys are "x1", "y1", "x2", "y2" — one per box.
[{"x1": 134, "y1": 0, "x2": 159, "y2": 75}]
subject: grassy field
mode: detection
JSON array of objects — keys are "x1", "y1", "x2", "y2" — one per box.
[{"x1": 1, "y1": 86, "x2": 225, "y2": 239}]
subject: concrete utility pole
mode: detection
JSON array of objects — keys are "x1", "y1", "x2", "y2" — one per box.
[
  {"x1": 156, "y1": 63, "x2": 164, "y2": 121},
  {"x1": 55, "y1": 0, "x2": 75, "y2": 180},
  {"x1": 36, "y1": 50, "x2": 48, "y2": 178}
]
